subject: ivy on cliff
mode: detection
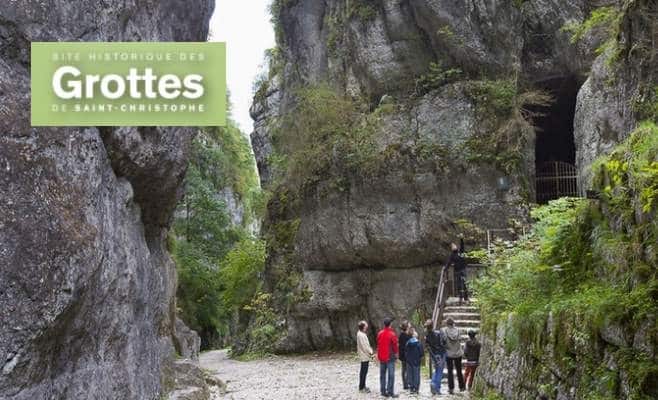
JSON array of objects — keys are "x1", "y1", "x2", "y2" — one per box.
[{"x1": 473, "y1": 121, "x2": 658, "y2": 399}]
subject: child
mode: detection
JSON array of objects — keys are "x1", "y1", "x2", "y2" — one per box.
[
  {"x1": 463, "y1": 329, "x2": 481, "y2": 390},
  {"x1": 404, "y1": 327, "x2": 424, "y2": 395}
]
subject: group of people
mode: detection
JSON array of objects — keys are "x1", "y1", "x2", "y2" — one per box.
[
  {"x1": 355, "y1": 238, "x2": 479, "y2": 397},
  {"x1": 357, "y1": 318, "x2": 481, "y2": 397}
]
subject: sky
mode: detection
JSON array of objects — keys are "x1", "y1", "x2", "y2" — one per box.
[{"x1": 209, "y1": 1, "x2": 275, "y2": 134}]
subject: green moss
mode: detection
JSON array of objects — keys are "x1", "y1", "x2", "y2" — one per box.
[
  {"x1": 561, "y1": 5, "x2": 624, "y2": 68},
  {"x1": 562, "y1": 6, "x2": 620, "y2": 44},
  {"x1": 593, "y1": 121, "x2": 658, "y2": 214},
  {"x1": 269, "y1": 0, "x2": 300, "y2": 45},
  {"x1": 348, "y1": 0, "x2": 378, "y2": 21},
  {"x1": 474, "y1": 122, "x2": 658, "y2": 398}
]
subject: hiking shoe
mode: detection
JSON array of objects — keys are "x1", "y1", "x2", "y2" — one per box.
[{"x1": 359, "y1": 387, "x2": 371, "y2": 393}]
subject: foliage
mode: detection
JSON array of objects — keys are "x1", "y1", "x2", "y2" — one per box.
[
  {"x1": 173, "y1": 238, "x2": 226, "y2": 345},
  {"x1": 593, "y1": 121, "x2": 658, "y2": 214},
  {"x1": 348, "y1": 0, "x2": 378, "y2": 21},
  {"x1": 269, "y1": 0, "x2": 299, "y2": 45},
  {"x1": 633, "y1": 86, "x2": 658, "y2": 122},
  {"x1": 219, "y1": 238, "x2": 266, "y2": 317},
  {"x1": 462, "y1": 79, "x2": 553, "y2": 173},
  {"x1": 172, "y1": 116, "x2": 264, "y2": 349},
  {"x1": 191, "y1": 124, "x2": 262, "y2": 224},
  {"x1": 562, "y1": 6, "x2": 622, "y2": 63},
  {"x1": 271, "y1": 84, "x2": 379, "y2": 191},
  {"x1": 240, "y1": 292, "x2": 281, "y2": 357},
  {"x1": 474, "y1": 123, "x2": 658, "y2": 398},
  {"x1": 563, "y1": 7, "x2": 619, "y2": 44},
  {"x1": 415, "y1": 62, "x2": 462, "y2": 95}
]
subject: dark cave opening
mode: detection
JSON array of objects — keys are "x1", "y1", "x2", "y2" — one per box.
[{"x1": 530, "y1": 75, "x2": 582, "y2": 204}]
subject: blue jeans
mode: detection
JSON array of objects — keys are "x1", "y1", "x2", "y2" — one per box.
[
  {"x1": 379, "y1": 358, "x2": 395, "y2": 395},
  {"x1": 407, "y1": 363, "x2": 421, "y2": 392},
  {"x1": 430, "y1": 352, "x2": 446, "y2": 393}
]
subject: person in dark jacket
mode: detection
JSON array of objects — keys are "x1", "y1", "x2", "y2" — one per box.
[
  {"x1": 424, "y1": 319, "x2": 447, "y2": 395},
  {"x1": 404, "y1": 327, "x2": 423, "y2": 394},
  {"x1": 463, "y1": 329, "x2": 481, "y2": 389},
  {"x1": 398, "y1": 320, "x2": 411, "y2": 390},
  {"x1": 448, "y1": 235, "x2": 469, "y2": 304}
]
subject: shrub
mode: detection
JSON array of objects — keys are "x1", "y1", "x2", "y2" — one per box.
[
  {"x1": 415, "y1": 62, "x2": 462, "y2": 95},
  {"x1": 462, "y1": 80, "x2": 552, "y2": 173},
  {"x1": 271, "y1": 84, "x2": 378, "y2": 190},
  {"x1": 240, "y1": 292, "x2": 281, "y2": 356},
  {"x1": 220, "y1": 238, "x2": 266, "y2": 317},
  {"x1": 563, "y1": 7, "x2": 619, "y2": 44}
]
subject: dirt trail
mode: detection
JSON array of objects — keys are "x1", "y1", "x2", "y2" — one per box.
[{"x1": 201, "y1": 350, "x2": 470, "y2": 400}]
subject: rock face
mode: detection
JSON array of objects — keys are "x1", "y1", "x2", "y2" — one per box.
[
  {"x1": 478, "y1": 2, "x2": 658, "y2": 398},
  {"x1": 574, "y1": 0, "x2": 658, "y2": 190},
  {"x1": 475, "y1": 314, "x2": 643, "y2": 400},
  {"x1": 0, "y1": 1, "x2": 213, "y2": 399},
  {"x1": 250, "y1": 0, "x2": 604, "y2": 352}
]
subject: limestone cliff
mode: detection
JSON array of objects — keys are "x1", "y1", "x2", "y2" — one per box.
[
  {"x1": 0, "y1": 1, "x2": 214, "y2": 399},
  {"x1": 249, "y1": 0, "x2": 611, "y2": 353}
]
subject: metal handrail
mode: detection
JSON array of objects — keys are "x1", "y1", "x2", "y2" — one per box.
[
  {"x1": 428, "y1": 264, "x2": 448, "y2": 379},
  {"x1": 431, "y1": 264, "x2": 448, "y2": 330}
]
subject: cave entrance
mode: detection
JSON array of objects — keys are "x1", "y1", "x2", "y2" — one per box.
[{"x1": 531, "y1": 76, "x2": 581, "y2": 204}]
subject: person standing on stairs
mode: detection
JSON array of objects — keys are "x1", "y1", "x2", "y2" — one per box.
[
  {"x1": 377, "y1": 317, "x2": 400, "y2": 398},
  {"x1": 463, "y1": 329, "x2": 481, "y2": 390},
  {"x1": 444, "y1": 318, "x2": 466, "y2": 394},
  {"x1": 448, "y1": 235, "x2": 470, "y2": 304},
  {"x1": 398, "y1": 320, "x2": 411, "y2": 391},
  {"x1": 357, "y1": 320, "x2": 374, "y2": 393},
  {"x1": 424, "y1": 319, "x2": 447, "y2": 396}
]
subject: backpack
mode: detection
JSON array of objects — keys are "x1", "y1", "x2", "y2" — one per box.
[{"x1": 425, "y1": 329, "x2": 447, "y2": 355}]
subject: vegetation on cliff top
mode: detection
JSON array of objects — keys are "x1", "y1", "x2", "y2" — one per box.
[{"x1": 473, "y1": 122, "x2": 658, "y2": 399}]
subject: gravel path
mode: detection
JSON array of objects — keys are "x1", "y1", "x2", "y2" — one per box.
[{"x1": 201, "y1": 350, "x2": 470, "y2": 400}]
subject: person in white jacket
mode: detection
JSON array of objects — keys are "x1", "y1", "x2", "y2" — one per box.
[{"x1": 357, "y1": 320, "x2": 374, "y2": 393}]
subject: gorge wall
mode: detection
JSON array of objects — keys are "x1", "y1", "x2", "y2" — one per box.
[
  {"x1": 249, "y1": 0, "x2": 618, "y2": 353},
  {"x1": 0, "y1": 1, "x2": 214, "y2": 399},
  {"x1": 476, "y1": 1, "x2": 658, "y2": 399}
]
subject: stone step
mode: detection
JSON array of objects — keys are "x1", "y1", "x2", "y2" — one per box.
[
  {"x1": 444, "y1": 306, "x2": 479, "y2": 313},
  {"x1": 442, "y1": 312, "x2": 480, "y2": 321},
  {"x1": 446, "y1": 320, "x2": 480, "y2": 328}
]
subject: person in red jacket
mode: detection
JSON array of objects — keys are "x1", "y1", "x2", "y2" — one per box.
[{"x1": 377, "y1": 317, "x2": 399, "y2": 398}]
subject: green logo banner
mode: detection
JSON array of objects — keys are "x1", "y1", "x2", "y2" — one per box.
[{"x1": 31, "y1": 42, "x2": 226, "y2": 126}]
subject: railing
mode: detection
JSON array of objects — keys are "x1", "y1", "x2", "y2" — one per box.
[
  {"x1": 428, "y1": 264, "x2": 448, "y2": 379},
  {"x1": 431, "y1": 264, "x2": 448, "y2": 330},
  {"x1": 536, "y1": 161, "x2": 579, "y2": 203}
]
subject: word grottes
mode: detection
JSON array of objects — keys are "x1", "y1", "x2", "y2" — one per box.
[{"x1": 52, "y1": 66, "x2": 204, "y2": 100}]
